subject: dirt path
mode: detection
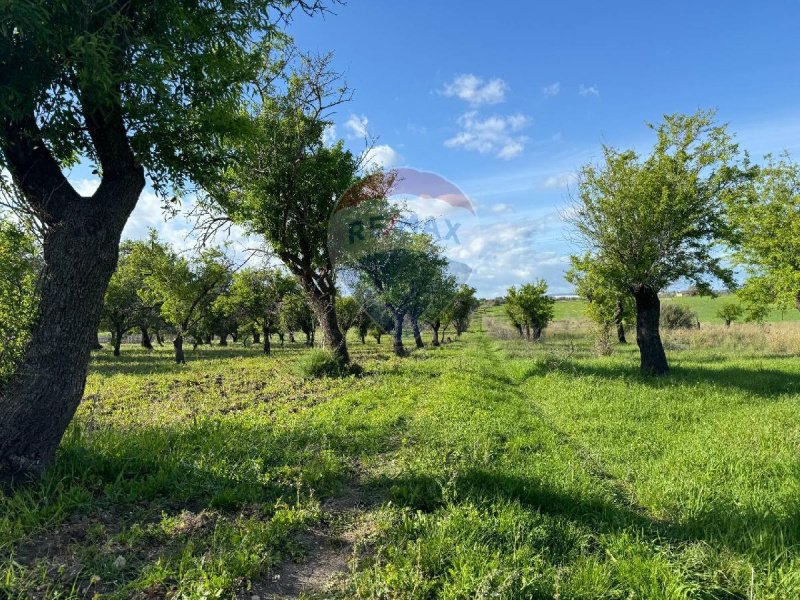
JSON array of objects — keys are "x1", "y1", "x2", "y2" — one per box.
[{"x1": 240, "y1": 475, "x2": 374, "y2": 599}]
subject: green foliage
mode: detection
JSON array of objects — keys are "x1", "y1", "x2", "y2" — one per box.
[
  {"x1": 505, "y1": 280, "x2": 555, "y2": 340},
  {"x1": 336, "y1": 296, "x2": 362, "y2": 334},
  {"x1": 570, "y1": 110, "x2": 749, "y2": 296},
  {"x1": 660, "y1": 303, "x2": 699, "y2": 329},
  {"x1": 0, "y1": 0, "x2": 321, "y2": 194},
  {"x1": 279, "y1": 289, "x2": 316, "y2": 342},
  {"x1": 293, "y1": 348, "x2": 359, "y2": 378},
  {"x1": 728, "y1": 155, "x2": 800, "y2": 316},
  {"x1": 567, "y1": 253, "x2": 634, "y2": 328},
  {"x1": 447, "y1": 284, "x2": 480, "y2": 335},
  {"x1": 136, "y1": 232, "x2": 233, "y2": 335},
  {"x1": 0, "y1": 220, "x2": 38, "y2": 384},
  {"x1": 716, "y1": 302, "x2": 743, "y2": 327}
]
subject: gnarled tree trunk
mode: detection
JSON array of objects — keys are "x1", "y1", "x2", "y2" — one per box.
[
  {"x1": 173, "y1": 333, "x2": 186, "y2": 364},
  {"x1": 392, "y1": 310, "x2": 406, "y2": 356},
  {"x1": 0, "y1": 152, "x2": 144, "y2": 484},
  {"x1": 140, "y1": 326, "x2": 153, "y2": 350},
  {"x1": 431, "y1": 320, "x2": 441, "y2": 347},
  {"x1": 262, "y1": 325, "x2": 271, "y2": 355},
  {"x1": 633, "y1": 285, "x2": 668, "y2": 375},
  {"x1": 411, "y1": 317, "x2": 424, "y2": 349},
  {"x1": 614, "y1": 300, "x2": 627, "y2": 344}
]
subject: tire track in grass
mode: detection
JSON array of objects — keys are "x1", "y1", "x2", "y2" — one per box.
[{"x1": 483, "y1": 333, "x2": 669, "y2": 529}]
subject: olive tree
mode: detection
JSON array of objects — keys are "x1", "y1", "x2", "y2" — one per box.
[
  {"x1": 0, "y1": 0, "x2": 327, "y2": 483},
  {"x1": 569, "y1": 111, "x2": 749, "y2": 374}
]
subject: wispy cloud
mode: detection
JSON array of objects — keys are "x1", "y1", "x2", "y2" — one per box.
[
  {"x1": 542, "y1": 82, "x2": 561, "y2": 98},
  {"x1": 442, "y1": 74, "x2": 508, "y2": 106},
  {"x1": 543, "y1": 172, "x2": 578, "y2": 189},
  {"x1": 445, "y1": 111, "x2": 529, "y2": 160},
  {"x1": 345, "y1": 114, "x2": 369, "y2": 138},
  {"x1": 578, "y1": 84, "x2": 600, "y2": 97}
]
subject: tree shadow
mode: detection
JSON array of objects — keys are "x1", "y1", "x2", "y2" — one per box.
[
  {"x1": 523, "y1": 359, "x2": 800, "y2": 400},
  {"x1": 365, "y1": 466, "x2": 800, "y2": 557}
]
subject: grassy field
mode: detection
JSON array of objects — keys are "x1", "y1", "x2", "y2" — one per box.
[
  {"x1": 2, "y1": 314, "x2": 800, "y2": 598},
  {"x1": 553, "y1": 295, "x2": 800, "y2": 324}
]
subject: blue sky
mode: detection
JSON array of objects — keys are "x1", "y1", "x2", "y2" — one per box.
[{"x1": 69, "y1": 0, "x2": 800, "y2": 297}]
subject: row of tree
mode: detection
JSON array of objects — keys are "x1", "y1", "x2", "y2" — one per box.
[
  {"x1": 566, "y1": 110, "x2": 800, "y2": 374},
  {"x1": 97, "y1": 230, "x2": 481, "y2": 364}
]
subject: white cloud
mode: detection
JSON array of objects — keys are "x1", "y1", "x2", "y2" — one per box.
[
  {"x1": 490, "y1": 203, "x2": 513, "y2": 214},
  {"x1": 542, "y1": 82, "x2": 560, "y2": 98},
  {"x1": 322, "y1": 124, "x2": 338, "y2": 147},
  {"x1": 445, "y1": 111, "x2": 529, "y2": 159},
  {"x1": 361, "y1": 144, "x2": 402, "y2": 170},
  {"x1": 543, "y1": 172, "x2": 577, "y2": 189},
  {"x1": 345, "y1": 114, "x2": 369, "y2": 139},
  {"x1": 442, "y1": 74, "x2": 508, "y2": 106},
  {"x1": 579, "y1": 84, "x2": 600, "y2": 97},
  {"x1": 452, "y1": 213, "x2": 571, "y2": 297},
  {"x1": 72, "y1": 178, "x2": 100, "y2": 196}
]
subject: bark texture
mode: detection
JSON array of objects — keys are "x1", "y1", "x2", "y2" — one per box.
[
  {"x1": 411, "y1": 317, "x2": 424, "y2": 349},
  {"x1": 633, "y1": 285, "x2": 668, "y2": 375},
  {"x1": 392, "y1": 311, "x2": 406, "y2": 356},
  {"x1": 0, "y1": 154, "x2": 144, "y2": 483}
]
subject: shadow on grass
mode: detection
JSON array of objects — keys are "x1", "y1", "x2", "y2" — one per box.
[
  {"x1": 366, "y1": 466, "x2": 800, "y2": 557},
  {"x1": 521, "y1": 358, "x2": 800, "y2": 399}
]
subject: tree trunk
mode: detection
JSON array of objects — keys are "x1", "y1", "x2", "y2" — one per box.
[
  {"x1": 141, "y1": 326, "x2": 153, "y2": 350},
  {"x1": 633, "y1": 285, "x2": 668, "y2": 375},
  {"x1": 113, "y1": 329, "x2": 123, "y2": 357},
  {"x1": 411, "y1": 317, "x2": 424, "y2": 349},
  {"x1": 0, "y1": 167, "x2": 144, "y2": 484},
  {"x1": 289, "y1": 332, "x2": 295, "y2": 343},
  {"x1": 431, "y1": 321, "x2": 441, "y2": 347},
  {"x1": 308, "y1": 294, "x2": 349, "y2": 364},
  {"x1": 92, "y1": 332, "x2": 103, "y2": 350},
  {"x1": 614, "y1": 300, "x2": 627, "y2": 344},
  {"x1": 262, "y1": 325, "x2": 271, "y2": 355},
  {"x1": 218, "y1": 334, "x2": 228, "y2": 347},
  {"x1": 204, "y1": 334, "x2": 212, "y2": 345},
  {"x1": 173, "y1": 334, "x2": 186, "y2": 364},
  {"x1": 392, "y1": 311, "x2": 406, "y2": 356},
  {"x1": 156, "y1": 331, "x2": 164, "y2": 346},
  {"x1": 253, "y1": 332, "x2": 261, "y2": 344}
]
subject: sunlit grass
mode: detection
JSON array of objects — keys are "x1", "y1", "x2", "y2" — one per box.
[{"x1": 1, "y1": 317, "x2": 799, "y2": 598}]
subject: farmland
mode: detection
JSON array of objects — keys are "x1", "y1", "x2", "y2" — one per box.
[{"x1": 2, "y1": 310, "x2": 799, "y2": 598}]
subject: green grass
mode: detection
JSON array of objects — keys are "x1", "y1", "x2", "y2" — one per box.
[{"x1": 2, "y1": 320, "x2": 800, "y2": 598}]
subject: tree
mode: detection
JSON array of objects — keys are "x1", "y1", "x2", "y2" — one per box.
[
  {"x1": 449, "y1": 285, "x2": 480, "y2": 337},
  {"x1": 716, "y1": 302, "x2": 743, "y2": 327},
  {"x1": 215, "y1": 267, "x2": 294, "y2": 355},
  {"x1": 0, "y1": 0, "x2": 328, "y2": 483},
  {"x1": 350, "y1": 233, "x2": 449, "y2": 357},
  {"x1": 422, "y1": 274, "x2": 458, "y2": 347},
  {"x1": 505, "y1": 281, "x2": 555, "y2": 341},
  {"x1": 336, "y1": 296, "x2": 362, "y2": 338},
  {"x1": 0, "y1": 220, "x2": 38, "y2": 385},
  {"x1": 566, "y1": 254, "x2": 634, "y2": 344},
  {"x1": 727, "y1": 155, "x2": 800, "y2": 318},
  {"x1": 569, "y1": 111, "x2": 749, "y2": 374},
  {"x1": 207, "y1": 55, "x2": 356, "y2": 365},
  {"x1": 101, "y1": 242, "x2": 150, "y2": 356},
  {"x1": 139, "y1": 241, "x2": 233, "y2": 364},
  {"x1": 280, "y1": 291, "x2": 317, "y2": 347}
]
